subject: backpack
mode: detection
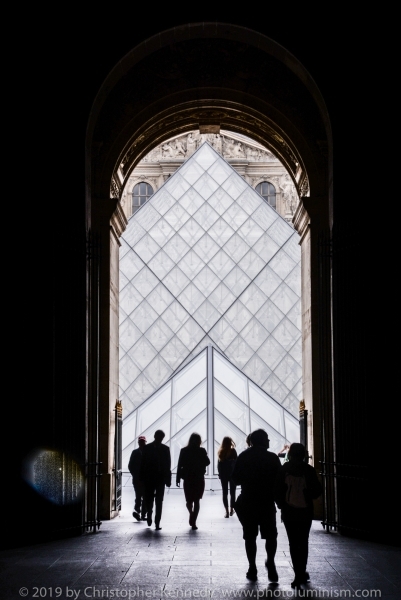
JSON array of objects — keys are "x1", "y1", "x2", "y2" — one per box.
[{"x1": 284, "y1": 472, "x2": 308, "y2": 508}]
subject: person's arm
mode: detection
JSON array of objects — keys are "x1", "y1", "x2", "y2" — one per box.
[
  {"x1": 165, "y1": 447, "x2": 172, "y2": 487},
  {"x1": 176, "y1": 450, "x2": 183, "y2": 487}
]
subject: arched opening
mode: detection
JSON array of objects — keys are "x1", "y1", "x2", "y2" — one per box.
[{"x1": 85, "y1": 23, "x2": 333, "y2": 531}]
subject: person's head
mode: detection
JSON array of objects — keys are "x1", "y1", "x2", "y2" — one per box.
[
  {"x1": 138, "y1": 435, "x2": 146, "y2": 449},
  {"x1": 218, "y1": 436, "x2": 235, "y2": 460},
  {"x1": 187, "y1": 432, "x2": 202, "y2": 447},
  {"x1": 154, "y1": 430, "x2": 165, "y2": 443},
  {"x1": 250, "y1": 429, "x2": 269, "y2": 448},
  {"x1": 246, "y1": 433, "x2": 252, "y2": 447},
  {"x1": 288, "y1": 443, "x2": 305, "y2": 461}
]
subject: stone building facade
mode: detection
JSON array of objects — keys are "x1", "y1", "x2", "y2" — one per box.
[{"x1": 120, "y1": 130, "x2": 298, "y2": 223}]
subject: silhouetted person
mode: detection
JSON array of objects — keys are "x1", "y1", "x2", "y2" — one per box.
[
  {"x1": 139, "y1": 430, "x2": 171, "y2": 530},
  {"x1": 274, "y1": 442, "x2": 322, "y2": 589},
  {"x1": 232, "y1": 429, "x2": 281, "y2": 582},
  {"x1": 128, "y1": 435, "x2": 147, "y2": 521},
  {"x1": 245, "y1": 433, "x2": 252, "y2": 448},
  {"x1": 176, "y1": 433, "x2": 210, "y2": 530},
  {"x1": 217, "y1": 437, "x2": 237, "y2": 517}
]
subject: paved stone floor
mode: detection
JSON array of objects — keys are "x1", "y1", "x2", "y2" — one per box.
[{"x1": 1, "y1": 479, "x2": 400, "y2": 600}]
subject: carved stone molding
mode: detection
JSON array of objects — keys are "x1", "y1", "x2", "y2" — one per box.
[{"x1": 110, "y1": 200, "x2": 128, "y2": 242}]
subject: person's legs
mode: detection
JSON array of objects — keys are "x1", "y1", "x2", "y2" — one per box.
[
  {"x1": 221, "y1": 478, "x2": 229, "y2": 515},
  {"x1": 261, "y1": 508, "x2": 278, "y2": 582},
  {"x1": 284, "y1": 519, "x2": 311, "y2": 583},
  {"x1": 229, "y1": 479, "x2": 237, "y2": 515},
  {"x1": 192, "y1": 499, "x2": 200, "y2": 529},
  {"x1": 133, "y1": 481, "x2": 142, "y2": 520},
  {"x1": 154, "y1": 482, "x2": 165, "y2": 529},
  {"x1": 242, "y1": 520, "x2": 259, "y2": 580},
  {"x1": 144, "y1": 485, "x2": 155, "y2": 526}
]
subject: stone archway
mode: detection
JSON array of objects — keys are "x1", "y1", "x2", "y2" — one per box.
[{"x1": 85, "y1": 23, "x2": 332, "y2": 522}]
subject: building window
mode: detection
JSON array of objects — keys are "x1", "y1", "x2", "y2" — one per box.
[
  {"x1": 132, "y1": 182, "x2": 154, "y2": 214},
  {"x1": 255, "y1": 182, "x2": 276, "y2": 209}
]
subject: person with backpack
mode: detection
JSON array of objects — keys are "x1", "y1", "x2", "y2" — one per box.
[{"x1": 274, "y1": 442, "x2": 322, "y2": 589}]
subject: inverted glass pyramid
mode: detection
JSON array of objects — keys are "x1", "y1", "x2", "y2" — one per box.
[
  {"x1": 122, "y1": 345, "x2": 299, "y2": 474},
  {"x1": 120, "y1": 142, "x2": 302, "y2": 453}
]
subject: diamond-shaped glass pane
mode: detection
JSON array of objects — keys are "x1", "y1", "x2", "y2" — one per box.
[
  {"x1": 148, "y1": 218, "x2": 175, "y2": 245},
  {"x1": 122, "y1": 219, "x2": 146, "y2": 247},
  {"x1": 164, "y1": 172, "x2": 191, "y2": 200},
  {"x1": 271, "y1": 283, "x2": 298, "y2": 315},
  {"x1": 193, "y1": 172, "x2": 219, "y2": 199},
  {"x1": 223, "y1": 233, "x2": 250, "y2": 262},
  {"x1": 209, "y1": 282, "x2": 236, "y2": 314},
  {"x1": 237, "y1": 218, "x2": 264, "y2": 246},
  {"x1": 146, "y1": 318, "x2": 174, "y2": 351},
  {"x1": 143, "y1": 355, "x2": 173, "y2": 389},
  {"x1": 208, "y1": 218, "x2": 235, "y2": 246},
  {"x1": 179, "y1": 188, "x2": 205, "y2": 215},
  {"x1": 208, "y1": 318, "x2": 238, "y2": 350},
  {"x1": 208, "y1": 249, "x2": 236, "y2": 279},
  {"x1": 162, "y1": 234, "x2": 190, "y2": 263},
  {"x1": 258, "y1": 337, "x2": 286, "y2": 370},
  {"x1": 239, "y1": 283, "x2": 267, "y2": 314},
  {"x1": 193, "y1": 143, "x2": 218, "y2": 169},
  {"x1": 225, "y1": 336, "x2": 254, "y2": 369},
  {"x1": 252, "y1": 233, "x2": 280, "y2": 263},
  {"x1": 252, "y1": 203, "x2": 278, "y2": 231},
  {"x1": 237, "y1": 188, "x2": 263, "y2": 215},
  {"x1": 177, "y1": 282, "x2": 206, "y2": 314},
  {"x1": 163, "y1": 266, "x2": 190, "y2": 296},
  {"x1": 119, "y1": 252, "x2": 146, "y2": 282},
  {"x1": 193, "y1": 300, "x2": 221, "y2": 331},
  {"x1": 120, "y1": 284, "x2": 144, "y2": 315},
  {"x1": 193, "y1": 266, "x2": 220, "y2": 295},
  {"x1": 222, "y1": 202, "x2": 249, "y2": 230},
  {"x1": 150, "y1": 189, "x2": 176, "y2": 215},
  {"x1": 147, "y1": 250, "x2": 175, "y2": 279},
  {"x1": 119, "y1": 319, "x2": 142, "y2": 353},
  {"x1": 129, "y1": 336, "x2": 158, "y2": 369},
  {"x1": 119, "y1": 356, "x2": 141, "y2": 392},
  {"x1": 193, "y1": 233, "x2": 220, "y2": 262},
  {"x1": 224, "y1": 300, "x2": 253, "y2": 333},
  {"x1": 159, "y1": 335, "x2": 189, "y2": 370},
  {"x1": 223, "y1": 265, "x2": 251, "y2": 296},
  {"x1": 285, "y1": 264, "x2": 301, "y2": 294},
  {"x1": 177, "y1": 250, "x2": 205, "y2": 280},
  {"x1": 146, "y1": 283, "x2": 175, "y2": 315},
  {"x1": 193, "y1": 203, "x2": 219, "y2": 229},
  {"x1": 130, "y1": 300, "x2": 159, "y2": 334},
  {"x1": 238, "y1": 250, "x2": 266, "y2": 279},
  {"x1": 179, "y1": 159, "x2": 205, "y2": 185},
  {"x1": 274, "y1": 355, "x2": 302, "y2": 390},
  {"x1": 176, "y1": 318, "x2": 205, "y2": 351},
  {"x1": 266, "y1": 218, "x2": 293, "y2": 246},
  {"x1": 133, "y1": 234, "x2": 160, "y2": 263},
  {"x1": 134, "y1": 203, "x2": 160, "y2": 230},
  {"x1": 131, "y1": 267, "x2": 159, "y2": 297},
  {"x1": 255, "y1": 266, "x2": 283, "y2": 297},
  {"x1": 269, "y1": 250, "x2": 297, "y2": 280},
  {"x1": 243, "y1": 355, "x2": 271, "y2": 387},
  {"x1": 249, "y1": 382, "x2": 285, "y2": 435},
  {"x1": 256, "y1": 301, "x2": 285, "y2": 332},
  {"x1": 240, "y1": 317, "x2": 269, "y2": 351},
  {"x1": 208, "y1": 188, "x2": 234, "y2": 214},
  {"x1": 221, "y1": 172, "x2": 248, "y2": 199},
  {"x1": 177, "y1": 217, "x2": 205, "y2": 245},
  {"x1": 160, "y1": 300, "x2": 189, "y2": 333},
  {"x1": 164, "y1": 203, "x2": 190, "y2": 230},
  {"x1": 272, "y1": 318, "x2": 300, "y2": 351},
  {"x1": 207, "y1": 158, "x2": 232, "y2": 184}
]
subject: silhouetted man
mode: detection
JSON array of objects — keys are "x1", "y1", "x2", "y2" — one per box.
[
  {"x1": 128, "y1": 435, "x2": 147, "y2": 521},
  {"x1": 232, "y1": 429, "x2": 281, "y2": 582},
  {"x1": 139, "y1": 430, "x2": 171, "y2": 530}
]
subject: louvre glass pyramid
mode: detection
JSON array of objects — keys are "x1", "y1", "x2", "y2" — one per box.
[
  {"x1": 120, "y1": 142, "x2": 302, "y2": 436},
  {"x1": 122, "y1": 346, "x2": 299, "y2": 474}
]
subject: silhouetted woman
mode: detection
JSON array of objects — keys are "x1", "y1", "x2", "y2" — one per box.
[
  {"x1": 217, "y1": 436, "x2": 238, "y2": 517},
  {"x1": 176, "y1": 433, "x2": 210, "y2": 530}
]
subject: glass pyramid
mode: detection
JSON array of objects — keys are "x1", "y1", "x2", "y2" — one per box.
[
  {"x1": 120, "y1": 142, "x2": 302, "y2": 464},
  {"x1": 122, "y1": 345, "x2": 299, "y2": 474}
]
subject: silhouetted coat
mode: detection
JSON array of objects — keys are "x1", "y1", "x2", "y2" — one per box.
[
  {"x1": 176, "y1": 446, "x2": 210, "y2": 485},
  {"x1": 140, "y1": 441, "x2": 171, "y2": 487},
  {"x1": 274, "y1": 460, "x2": 322, "y2": 521}
]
